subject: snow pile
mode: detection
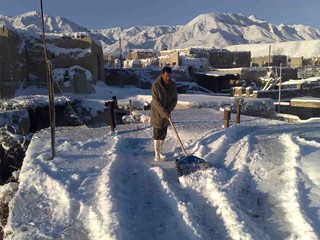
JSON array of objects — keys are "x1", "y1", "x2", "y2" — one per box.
[
  {"x1": 0, "y1": 95, "x2": 69, "y2": 110},
  {"x1": 0, "y1": 182, "x2": 19, "y2": 204},
  {"x1": 53, "y1": 65, "x2": 94, "y2": 88}
]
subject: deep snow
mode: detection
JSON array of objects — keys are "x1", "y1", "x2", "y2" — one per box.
[{"x1": 1, "y1": 86, "x2": 320, "y2": 239}]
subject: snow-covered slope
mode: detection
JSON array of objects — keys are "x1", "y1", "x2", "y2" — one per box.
[{"x1": 225, "y1": 39, "x2": 320, "y2": 58}]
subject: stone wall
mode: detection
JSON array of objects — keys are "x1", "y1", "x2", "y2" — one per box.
[
  {"x1": 25, "y1": 36, "x2": 105, "y2": 86},
  {"x1": 0, "y1": 29, "x2": 105, "y2": 98}
]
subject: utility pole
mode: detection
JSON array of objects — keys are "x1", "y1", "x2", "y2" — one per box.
[
  {"x1": 40, "y1": 0, "x2": 55, "y2": 159},
  {"x1": 278, "y1": 63, "x2": 282, "y2": 113},
  {"x1": 233, "y1": 45, "x2": 237, "y2": 68},
  {"x1": 119, "y1": 37, "x2": 123, "y2": 69},
  {"x1": 268, "y1": 45, "x2": 271, "y2": 68}
]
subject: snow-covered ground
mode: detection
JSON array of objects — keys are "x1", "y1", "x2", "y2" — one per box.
[{"x1": 2, "y1": 84, "x2": 320, "y2": 239}]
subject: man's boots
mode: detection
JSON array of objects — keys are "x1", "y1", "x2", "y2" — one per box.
[{"x1": 154, "y1": 140, "x2": 166, "y2": 161}]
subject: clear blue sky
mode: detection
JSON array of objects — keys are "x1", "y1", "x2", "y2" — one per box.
[{"x1": 1, "y1": 0, "x2": 319, "y2": 29}]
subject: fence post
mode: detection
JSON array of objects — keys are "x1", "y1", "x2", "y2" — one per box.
[
  {"x1": 112, "y1": 96, "x2": 119, "y2": 109},
  {"x1": 235, "y1": 97, "x2": 244, "y2": 125},
  {"x1": 224, "y1": 107, "x2": 231, "y2": 128},
  {"x1": 129, "y1": 99, "x2": 133, "y2": 116},
  {"x1": 107, "y1": 100, "x2": 116, "y2": 131}
]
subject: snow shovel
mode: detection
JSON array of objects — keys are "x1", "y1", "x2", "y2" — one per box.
[{"x1": 168, "y1": 116, "x2": 212, "y2": 177}]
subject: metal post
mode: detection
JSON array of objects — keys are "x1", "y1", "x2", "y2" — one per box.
[
  {"x1": 108, "y1": 101, "x2": 116, "y2": 131},
  {"x1": 224, "y1": 108, "x2": 231, "y2": 128},
  {"x1": 278, "y1": 63, "x2": 282, "y2": 113}
]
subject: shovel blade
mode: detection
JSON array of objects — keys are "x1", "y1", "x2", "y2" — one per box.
[{"x1": 175, "y1": 155, "x2": 212, "y2": 177}]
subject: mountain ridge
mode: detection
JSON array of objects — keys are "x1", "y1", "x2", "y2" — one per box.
[{"x1": 2, "y1": 11, "x2": 320, "y2": 57}]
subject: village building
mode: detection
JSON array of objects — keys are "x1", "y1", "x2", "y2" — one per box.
[
  {"x1": 288, "y1": 56, "x2": 303, "y2": 67},
  {"x1": 251, "y1": 55, "x2": 287, "y2": 67},
  {"x1": 194, "y1": 71, "x2": 241, "y2": 94},
  {"x1": 0, "y1": 25, "x2": 28, "y2": 98},
  {"x1": 127, "y1": 49, "x2": 158, "y2": 61},
  {"x1": 159, "y1": 48, "x2": 251, "y2": 69},
  {"x1": 0, "y1": 26, "x2": 105, "y2": 98}
]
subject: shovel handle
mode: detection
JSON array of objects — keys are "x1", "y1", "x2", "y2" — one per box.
[{"x1": 168, "y1": 116, "x2": 188, "y2": 156}]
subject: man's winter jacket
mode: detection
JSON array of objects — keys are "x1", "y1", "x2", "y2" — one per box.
[{"x1": 150, "y1": 75, "x2": 177, "y2": 128}]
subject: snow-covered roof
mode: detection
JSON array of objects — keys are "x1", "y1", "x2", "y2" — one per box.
[
  {"x1": 129, "y1": 49, "x2": 158, "y2": 53},
  {"x1": 195, "y1": 71, "x2": 239, "y2": 77},
  {"x1": 280, "y1": 77, "x2": 320, "y2": 86}
]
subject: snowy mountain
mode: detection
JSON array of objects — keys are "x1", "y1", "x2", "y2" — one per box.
[
  {"x1": 92, "y1": 12, "x2": 320, "y2": 56},
  {"x1": 1, "y1": 11, "x2": 88, "y2": 34},
  {"x1": 2, "y1": 11, "x2": 320, "y2": 57}
]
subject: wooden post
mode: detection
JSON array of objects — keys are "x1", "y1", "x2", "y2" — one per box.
[
  {"x1": 112, "y1": 96, "x2": 118, "y2": 108},
  {"x1": 107, "y1": 101, "x2": 116, "y2": 131},
  {"x1": 278, "y1": 63, "x2": 282, "y2": 113},
  {"x1": 40, "y1": 0, "x2": 55, "y2": 160},
  {"x1": 268, "y1": 44, "x2": 271, "y2": 67},
  {"x1": 236, "y1": 97, "x2": 244, "y2": 125},
  {"x1": 236, "y1": 103, "x2": 241, "y2": 125},
  {"x1": 224, "y1": 108, "x2": 231, "y2": 128},
  {"x1": 129, "y1": 99, "x2": 133, "y2": 116}
]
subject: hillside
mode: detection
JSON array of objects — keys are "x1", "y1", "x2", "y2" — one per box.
[
  {"x1": 0, "y1": 11, "x2": 88, "y2": 34},
  {"x1": 2, "y1": 11, "x2": 320, "y2": 57},
  {"x1": 92, "y1": 12, "x2": 320, "y2": 56}
]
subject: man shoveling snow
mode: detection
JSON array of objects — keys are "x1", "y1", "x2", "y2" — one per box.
[{"x1": 150, "y1": 66, "x2": 177, "y2": 161}]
